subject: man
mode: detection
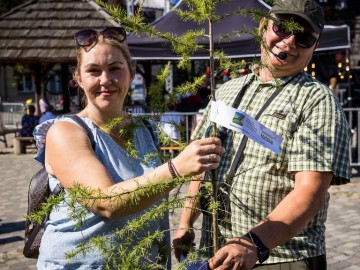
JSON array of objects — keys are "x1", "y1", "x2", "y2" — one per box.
[{"x1": 173, "y1": 0, "x2": 350, "y2": 269}]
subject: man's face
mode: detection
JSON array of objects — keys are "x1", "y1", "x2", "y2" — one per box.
[{"x1": 260, "y1": 15, "x2": 320, "y2": 77}]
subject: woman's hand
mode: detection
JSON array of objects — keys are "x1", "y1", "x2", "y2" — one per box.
[{"x1": 172, "y1": 137, "x2": 224, "y2": 177}]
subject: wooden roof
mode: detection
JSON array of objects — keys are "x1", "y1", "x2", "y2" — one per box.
[{"x1": 0, "y1": 0, "x2": 119, "y2": 63}]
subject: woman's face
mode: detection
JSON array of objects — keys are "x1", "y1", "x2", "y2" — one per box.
[{"x1": 77, "y1": 42, "x2": 133, "y2": 113}]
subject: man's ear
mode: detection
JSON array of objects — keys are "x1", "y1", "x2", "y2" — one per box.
[
  {"x1": 259, "y1": 18, "x2": 268, "y2": 34},
  {"x1": 314, "y1": 33, "x2": 322, "y2": 50}
]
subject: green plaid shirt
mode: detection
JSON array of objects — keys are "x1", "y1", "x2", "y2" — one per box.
[{"x1": 192, "y1": 71, "x2": 351, "y2": 263}]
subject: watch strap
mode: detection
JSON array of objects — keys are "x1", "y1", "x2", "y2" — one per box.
[{"x1": 245, "y1": 231, "x2": 270, "y2": 263}]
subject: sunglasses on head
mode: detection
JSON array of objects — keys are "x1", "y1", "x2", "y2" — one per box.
[
  {"x1": 74, "y1": 27, "x2": 126, "y2": 47},
  {"x1": 272, "y1": 20, "x2": 318, "y2": 48}
]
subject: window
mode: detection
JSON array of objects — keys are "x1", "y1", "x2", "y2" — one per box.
[
  {"x1": 14, "y1": 65, "x2": 35, "y2": 93},
  {"x1": 18, "y1": 72, "x2": 35, "y2": 92},
  {"x1": 46, "y1": 74, "x2": 62, "y2": 94}
]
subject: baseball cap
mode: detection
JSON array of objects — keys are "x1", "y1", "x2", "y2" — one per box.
[{"x1": 271, "y1": 0, "x2": 325, "y2": 33}]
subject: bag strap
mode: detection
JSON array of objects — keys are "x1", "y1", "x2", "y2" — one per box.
[
  {"x1": 66, "y1": 114, "x2": 95, "y2": 149},
  {"x1": 226, "y1": 88, "x2": 282, "y2": 180},
  {"x1": 226, "y1": 75, "x2": 298, "y2": 181},
  {"x1": 50, "y1": 115, "x2": 95, "y2": 196},
  {"x1": 231, "y1": 75, "x2": 255, "y2": 108}
]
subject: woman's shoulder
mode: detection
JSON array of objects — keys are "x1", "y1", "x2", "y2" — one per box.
[{"x1": 34, "y1": 115, "x2": 96, "y2": 164}]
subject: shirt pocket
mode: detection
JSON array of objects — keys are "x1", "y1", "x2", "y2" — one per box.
[{"x1": 259, "y1": 108, "x2": 299, "y2": 152}]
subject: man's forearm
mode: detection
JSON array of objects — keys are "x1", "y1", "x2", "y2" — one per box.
[
  {"x1": 251, "y1": 171, "x2": 332, "y2": 250},
  {"x1": 178, "y1": 177, "x2": 203, "y2": 227}
]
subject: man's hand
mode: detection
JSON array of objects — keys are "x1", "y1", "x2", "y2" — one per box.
[
  {"x1": 173, "y1": 226, "x2": 196, "y2": 261},
  {"x1": 208, "y1": 237, "x2": 258, "y2": 270}
]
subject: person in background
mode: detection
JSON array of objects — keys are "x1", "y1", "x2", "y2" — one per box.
[
  {"x1": 328, "y1": 72, "x2": 339, "y2": 97},
  {"x1": 33, "y1": 26, "x2": 224, "y2": 269},
  {"x1": 39, "y1": 92, "x2": 49, "y2": 115},
  {"x1": 221, "y1": 69, "x2": 230, "y2": 82},
  {"x1": 39, "y1": 105, "x2": 57, "y2": 124},
  {"x1": 160, "y1": 103, "x2": 186, "y2": 145},
  {"x1": 173, "y1": 0, "x2": 350, "y2": 269},
  {"x1": 20, "y1": 104, "x2": 39, "y2": 137},
  {"x1": 197, "y1": 79, "x2": 211, "y2": 109}
]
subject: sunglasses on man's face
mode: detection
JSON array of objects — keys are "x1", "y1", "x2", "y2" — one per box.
[
  {"x1": 272, "y1": 20, "x2": 318, "y2": 49},
  {"x1": 74, "y1": 27, "x2": 126, "y2": 47}
]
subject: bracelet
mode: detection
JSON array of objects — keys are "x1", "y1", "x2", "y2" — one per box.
[
  {"x1": 171, "y1": 160, "x2": 180, "y2": 177},
  {"x1": 168, "y1": 160, "x2": 180, "y2": 178}
]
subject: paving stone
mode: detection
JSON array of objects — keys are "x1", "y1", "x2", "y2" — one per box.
[
  {"x1": 343, "y1": 266, "x2": 360, "y2": 270},
  {"x1": 0, "y1": 152, "x2": 359, "y2": 269}
]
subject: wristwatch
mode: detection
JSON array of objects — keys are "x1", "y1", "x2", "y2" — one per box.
[{"x1": 244, "y1": 231, "x2": 270, "y2": 264}]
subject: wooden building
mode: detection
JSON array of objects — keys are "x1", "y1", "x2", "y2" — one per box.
[{"x1": 0, "y1": 0, "x2": 120, "y2": 114}]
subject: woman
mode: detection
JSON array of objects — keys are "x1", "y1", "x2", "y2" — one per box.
[{"x1": 33, "y1": 27, "x2": 223, "y2": 269}]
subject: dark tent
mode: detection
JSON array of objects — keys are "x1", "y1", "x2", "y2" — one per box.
[{"x1": 127, "y1": 0, "x2": 351, "y2": 60}]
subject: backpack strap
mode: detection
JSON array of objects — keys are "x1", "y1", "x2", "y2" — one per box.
[
  {"x1": 226, "y1": 74, "x2": 300, "y2": 181},
  {"x1": 50, "y1": 115, "x2": 96, "y2": 196},
  {"x1": 66, "y1": 114, "x2": 95, "y2": 149}
]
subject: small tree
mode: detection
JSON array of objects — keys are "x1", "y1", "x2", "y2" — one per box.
[{"x1": 97, "y1": 0, "x2": 270, "y2": 255}]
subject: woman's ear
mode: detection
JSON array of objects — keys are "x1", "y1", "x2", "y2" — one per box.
[{"x1": 74, "y1": 74, "x2": 83, "y2": 90}]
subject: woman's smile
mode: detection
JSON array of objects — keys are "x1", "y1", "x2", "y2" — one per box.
[{"x1": 96, "y1": 89, "x2": 118, "y2": 96}]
